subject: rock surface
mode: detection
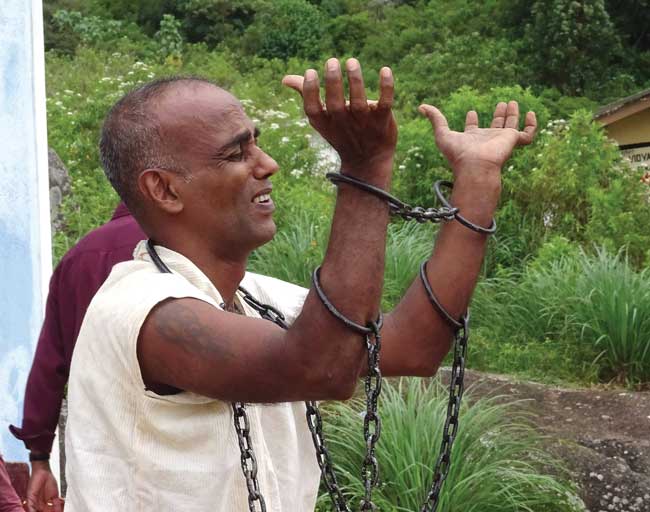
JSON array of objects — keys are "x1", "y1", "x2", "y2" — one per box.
[
  {"x1": 48, "y1": 147, "x2": 70, "y2": 231},
  {"x1": 439, "y1": 369, "x2": 650, "y2": 511}
]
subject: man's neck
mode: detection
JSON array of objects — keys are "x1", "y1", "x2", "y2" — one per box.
[{"x1": 156, "y1": 237, "x2": 248, "y2": 306}]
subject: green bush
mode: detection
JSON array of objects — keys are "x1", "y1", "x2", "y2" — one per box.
[
  {"x1": 504, "y1": 109, "x2": 650, "y2": 268},
  {"x1": 177, "y1": 0, "x2": 256, "y2": 47},
  {"x1": 242, "y1": 0, "x2": 328, "y2": 60},
  {"x1": 155, "y1": 14, "x2": 184, "y2": 62},
  {"x1": 316, "y1": 378, "x2": 584, "y2": 511}
]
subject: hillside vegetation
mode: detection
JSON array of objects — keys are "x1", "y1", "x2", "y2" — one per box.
[{"x1": 42, "y1": 1, "x2": 650, "y2": 508}]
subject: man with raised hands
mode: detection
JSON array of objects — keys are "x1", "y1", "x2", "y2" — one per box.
[{"x1": 63, "y1": 57, "x2": 535, "y2": 511}]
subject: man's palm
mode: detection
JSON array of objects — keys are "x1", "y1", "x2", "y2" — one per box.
[{"x1": 420, "y1": 101, "x2": 537, "y2": 173}]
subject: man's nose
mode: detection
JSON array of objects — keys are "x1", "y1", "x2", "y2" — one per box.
[{"x1": 254, "y1": 148, "x2": 279, "y2": 179}]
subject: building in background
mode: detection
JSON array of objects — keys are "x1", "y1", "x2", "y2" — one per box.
[{"x1": 595, "y1": 88, "x2": 650, "y2": 169}]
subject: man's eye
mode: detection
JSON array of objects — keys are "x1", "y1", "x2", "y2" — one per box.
[{"x1": 228, "y1": 151, "x2": 244, "y2": 161}]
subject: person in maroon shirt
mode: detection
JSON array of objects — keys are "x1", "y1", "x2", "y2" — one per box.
[
  {"x1": 9, "y1": 203, "x2": 145, "y2": 512},
  {"x1": 0, "y1": 454, "x2": 23, "y2": 512}
]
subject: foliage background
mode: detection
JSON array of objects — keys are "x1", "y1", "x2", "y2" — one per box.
[
  {"x1": 40, "y1": 0, "x2": 650, "y2": 507},
  {"x1": 44, "y1": 0, "x2": 650, "y2": 388}
]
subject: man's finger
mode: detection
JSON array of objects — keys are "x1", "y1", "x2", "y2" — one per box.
[
  {"x1": 346, "y1": 58, "x2": 368, "y2": 113},
  {"x1": 377, "y1": 67, "x2": 394, "y2": 110},
  {"x1": 504, "y1": 100, "x2": 520, "y2": 129},
  {"x1": 281, "y1": 75, "x2": 304, "y2": 96},
  {"x1": 324, "y1": 58, "x2": 345, "y2": 115},
  {"x1": 419, "y1": 104, "x2": 450, "y2": 139},
  {"x1": 465, "y1": 110, "x2": 479, "y2": 131},
  {"x1": 302, "y1": 69, "x2": 323, "y2": 117},
  {"x1": 490, "y1": 102, "x2": 507, "y2": 128},
  {"x1": 518, "y1": 111, "x2": 537, "y2": 145}
]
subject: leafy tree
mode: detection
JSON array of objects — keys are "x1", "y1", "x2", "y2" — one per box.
[
  {"x1": 524, "y1": 0, "x2": 623, "y2": 94},
  {"x1": 177, "y1": 0, "x2": 256, "y2": 47},
  {"x1": 87, "y1": 0, "x2": 180, "y2": 35},
  {"x1": 326, "y1": 12, "x2": 373, "y2": 56},
  {"x1": 242, "y1": 0, "x2": 327, "y2": 60},
  {"x1": 395, "y1": 36, "x2": 529, "y2": 108},
  {"x1": 606, "y1": 0, "x2": 650, "y2": 50}
]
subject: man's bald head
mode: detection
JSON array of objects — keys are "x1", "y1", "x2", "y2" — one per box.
[{"x1": 99, "y1": 76, "x2": 228, "y2": 216}]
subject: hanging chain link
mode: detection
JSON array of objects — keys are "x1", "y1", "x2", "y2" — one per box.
[
  {"x1": 305, "y1": 401, "x2": 351, "y2": 512},
  {"x1": 232, "y1": 402, "x2": 267, "y2": 512},
  {"x1": 421, "y1": 316, "x2": 469, "y2": 512},
  {"x1": 239, "y1": 286, "x2": 351, "y2": 512},
  {"x1": 360, "y1": 323, "x2": 382, "y2": 511}
]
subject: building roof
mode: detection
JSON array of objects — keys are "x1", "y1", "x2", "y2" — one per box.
[{"x1": 595, "y1": 88, "x2": 650, "y2": 125}]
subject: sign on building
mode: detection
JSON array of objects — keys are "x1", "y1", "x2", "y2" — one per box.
[{"x1": 621, "y1": 143, "x2": 650, "y2": 168}]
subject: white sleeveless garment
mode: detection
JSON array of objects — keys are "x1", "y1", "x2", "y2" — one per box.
[{"x1": 64, "y1": 241, "x2": 321, "y2": 511}]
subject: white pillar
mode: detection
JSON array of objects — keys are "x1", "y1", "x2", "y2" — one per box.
[{"x1": 0, "y1": 0, "x2": 51, "y2": 463}]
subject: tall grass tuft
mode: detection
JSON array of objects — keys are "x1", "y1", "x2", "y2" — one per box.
[
  {"x1": 250, "y1": 215, "x2": 433, "y2": 308},
  {"x1": 316, "y1": 378, "x2": 584, "y2": 512},
  {"x1": 471, "y1": 246, "x2": 650, "y2": 385},
  {"x1": 249, "y1": 210, "x2": 329, "y2": 287},
  {"x1": 573, "y1": 248, "x2": 650, "y2": 384},
  {"x1": 382, "y1": 222, "x2": 433, "y2": 309}
]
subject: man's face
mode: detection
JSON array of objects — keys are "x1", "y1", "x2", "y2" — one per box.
[{"x1": 156, "y1": 83, "x2": 280, "y2": 257}]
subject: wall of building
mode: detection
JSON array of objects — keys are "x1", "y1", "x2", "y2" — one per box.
[
  {"x1": 0, "y1": 0, "x2": 51, "y2": 461},
  {"x1": 604, "y1": 106, "x2": 650, "y2": 146}
]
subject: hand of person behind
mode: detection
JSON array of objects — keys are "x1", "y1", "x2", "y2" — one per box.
[
  {"x1": 282, "y1": 57, "x2": 397, "y2": 187},
  {"x1": 25, "y1": 462, "x2": 63, "y2": 512}
]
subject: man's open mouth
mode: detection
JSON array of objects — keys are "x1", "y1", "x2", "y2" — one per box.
[{"x1": 253, "y1": 193, "x2": 271, "y2": 204}]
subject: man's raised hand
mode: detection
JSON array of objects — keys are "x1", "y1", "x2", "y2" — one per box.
[
  {"x1": 420, "y1": 101, "x2": 537, "y2": 180},
  {"x1": 282, "y1": 58, "x2": 397, "y2": 186}
]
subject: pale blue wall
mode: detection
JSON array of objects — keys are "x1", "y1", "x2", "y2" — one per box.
[{"x1": 0, "y1": 0, "x2": 50, "y2": 462}]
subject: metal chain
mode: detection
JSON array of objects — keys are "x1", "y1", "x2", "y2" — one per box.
[
  {"x1": 305, "y1": 401, "x2": 351, "y2": 512},
  {"x1": 390, "y1": 203, "x2": 457, "y2": 224},
  {"x1": 360, "y1": 323, "x2": 382, "y2": 511},
  {"x1": 232, "y1": 402, "x2": 267, "y2": 512},
  {"x1": 146, "y1": 242, "x2": 270, "y2": 512},
  {"x1": 420, "y1": 316, "x2": 469, "y2": 512},
  {"x1": 327, "y1": 172, "x2": 458, "y2": 224},
  {"x1": 239, "y1": 286, "x2": 351, "y2": 512}
]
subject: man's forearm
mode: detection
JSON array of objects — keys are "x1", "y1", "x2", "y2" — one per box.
[
  {"x1": 288, "y1": 161, "x2": 392, "y2": 396},
  {"x1": 380, "y1": 168, "x2": 499, "y2": 376},
  {"x1": 320, "y1": 163, "x2": 392, "y2": 323}
]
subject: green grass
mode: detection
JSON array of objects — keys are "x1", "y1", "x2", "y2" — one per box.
[
  {"x1": 250, "y1": 216, "x2": 433, "y2": 309},
  {"x1": 470, "y1": 247, "x2": 650, "y2": 386},
  {"x1": 572, "y1": 248, "x2": 650, "y2": 385},
  {"x1": 315, "y1": 378, "x2": 584, "y2": 512}
]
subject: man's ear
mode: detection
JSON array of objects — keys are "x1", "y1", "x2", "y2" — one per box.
[{"x1": 138, "y1": 169, "x2": 184, "y2": 214}]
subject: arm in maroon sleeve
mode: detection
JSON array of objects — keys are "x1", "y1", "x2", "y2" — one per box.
[
  {"x1": 9, "y1": 253, "x2": 110, "y2": 454},
  {"x1": 9, "y1": 205, "x2": 144, "y2": 454}
]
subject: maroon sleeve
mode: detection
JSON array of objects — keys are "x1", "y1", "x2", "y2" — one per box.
[{"x1": 9, "y1": 252, "x2": 110, "y2": 454}]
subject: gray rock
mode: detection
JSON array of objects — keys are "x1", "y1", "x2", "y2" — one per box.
[{"x1": 48, "y1": 148, "x2": 70, "y2": 231}]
